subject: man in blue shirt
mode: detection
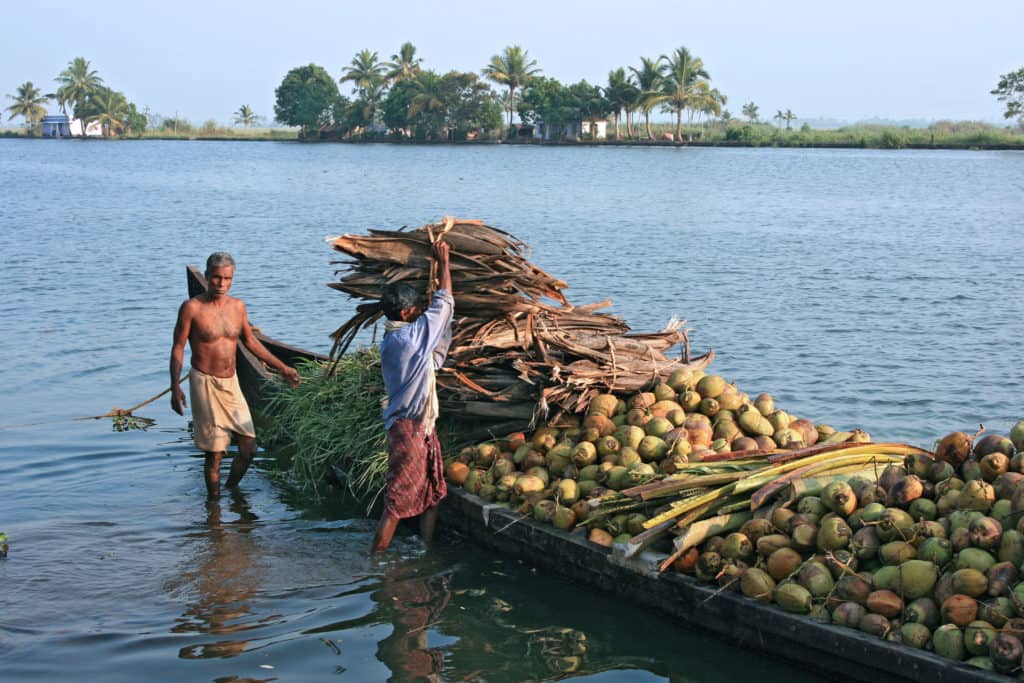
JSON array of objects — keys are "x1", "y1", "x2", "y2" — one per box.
[{"x1": 372, "y1": 240, "x2": 454, "y2": 553}]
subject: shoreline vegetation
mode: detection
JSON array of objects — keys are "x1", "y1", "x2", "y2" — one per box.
[
  {"x1": 5, "y1": 50, "x2": 1023, "y2": 151},
  {"x1": 3, "y1": 122, "x2": 1022, "y2": 150}
]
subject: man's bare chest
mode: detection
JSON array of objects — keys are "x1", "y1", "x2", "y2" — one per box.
[{"x1": 191, "y1": 308, "x2": 242, "y2": 342}]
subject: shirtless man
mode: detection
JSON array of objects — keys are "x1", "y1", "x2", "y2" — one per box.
[{"x1": 171, "y1": 252, "x2": 301, "y2": 498}]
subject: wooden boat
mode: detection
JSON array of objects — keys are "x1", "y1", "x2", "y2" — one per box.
[{"x1": 186, "y1": 265, "x2": 1003, "y2": 683}]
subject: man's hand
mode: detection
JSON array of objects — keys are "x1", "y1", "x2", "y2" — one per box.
[
  {"x1": 281, "y1": 366, "x2": 302, "y2": 388},
  {"x1": 171, "y1": 386, "x2": 187, "y2": 415},
  {"x1": 433, "y1": 240, "x2": 450, "y2": 265},
  {"x1": 433, "y1": 240, "x2": 452, "y2": 293}
]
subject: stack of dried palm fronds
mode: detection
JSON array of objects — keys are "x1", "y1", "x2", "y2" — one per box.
[{"x1": 327, "y1": 218, "x2": 713, "y2": 437}]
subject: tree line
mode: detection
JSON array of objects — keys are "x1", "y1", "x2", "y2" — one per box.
[
  {"x1": 274, "y1": 42, "x2": 743, "y2": 142},
  {"x1": 4, "y1": 58, "x2": 146, "y2": 136}
]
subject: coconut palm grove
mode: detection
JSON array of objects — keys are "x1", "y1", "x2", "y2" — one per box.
[{"x1": 5, "y1": 46, "x2": 1024, "y2": 147}]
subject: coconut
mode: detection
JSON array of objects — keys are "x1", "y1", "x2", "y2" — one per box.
[
  {"x1": 904, "y1": 597, "x2": 940, "y2": 630},
  {"x1": 867, "y1": 590, "x2": 904, "y2": 619},
  {"x1": 999, "y1": 529, "x2": 1024, "y2": 565},
  {"x1": 731, "y1": 436, "x2": 759, "y2": 452},
  {"x1": 773, "y1": 428, "x2": 805, "y2": 450},
  {"x1": 1011, "y1": 420, "x2": 1024, "y2": 452},
  {"x1": 962, "y1": 460, "x2": 983, "y2": 482},
  {"x1": 833, "y1": 601, "x2": 867, "y2": 629},
  {"x1": 571, "y1": 442, "x2": 598, "y2": 468},
  {"x1": 652, "y1": 382, "x2": 676, "y2": 402},
  {"x1": 790, "y1": 418, "x2": 819, "y2": 446},
  {"x1": 739, "y1": 518, "x2": 775, "y2": 546},
  {"x1": 770, "y1": 507, "x2": 795, "y2": 532},
  {"x1": 979, "y1": 452, "x2": 1010, "y2": 483},
  {"x1": 978, "y1": 597, "x2": 1015, "y2": 628},
  {"x1": 822, "y1": 481, "x2": 857, "y2": 516},
  {"x1": 798, "y1": 562, "x2": 835, "y2": 598},
  {"x1": 679, "y1": 390, "x2": 701, "y2": 412},
  {"x1": 790, "y1": 524, "x2": 819, "y2": 553},
  {"x1": 876, "y1": 508, "x2": 915, "y2": 543},
  {"x1": 754, "y1": 435, "x2": 777, "y2": 450},
  {"x1": 556, "y1": 479, "x2": 579, "y2": 505},
  {"x1": 667, "y1": 367, "x2": 695, "y2": 392},
  {"x1": 797, "y1": 496, "x2": 827, "y2": 516},
  {"x1": 826, "y1": 549, "x2": 858, "y2": 579},
  {"x1": 446, "y1": 461, "x2": 471, "y2": 485},
  {"x1": 975, "y1": 433, "x2": 1015, "y2": 458},
  {"x1": 644, "y1": 416, "x2": 673, "y2": 439},
  {"x1": 936, "y1": 430, "x2": 976, "y2": 466},
  {"x1": 836, "y1": 573, "x2": 872, "y2": 605},
  {"x1": 767, "y1": 410, "x2": 791, "y2": 432},
  {"x1": 859, "y1": 613, "x2": 891, "y2": 637},
  {"x1": 989, "y1": 632, "x2": 1023, "y2": 673},
  {"x1": 774, "y1": 583, "x2": 812, "y2": 614},
  {"x1": 695, "y1": 551, "x2": 724, "y2": 583},
  {"x1": 986, "y1": 561, "x2": 1018, "y2": 597},
  {"x1": 968, "y1": 516, "x2": 1002, "y2": 550},
  {"x1": 588, "y1": 528, "x2": 614, "y2": 548},
  {"x1": 756, "y1": 533, "x2": 792, "y2": 557},
  {"x1": 697, "y1": 397, "x2": 720, "y2": 418},
  {"x1": 957, "y1": 479, "x2": 996, "y2": 512},
  {"x1": 738, "y1": 407, "x2": 773, "y2": 438},
  {"x1": 879, "y1": 541, "x2": 917, "y2": 566},
  {"x1": 716, "y1": 561, "x2": 746, "y2": 593},
  {"x1": 928, "y1": 460, "x2": 956, "y2": 483},
  {"x1": 964, "y1": 620, "x2": 997, "y2": 657},
  {"x1": 818, "y1": 517, "x2": 853, "y2": 551},
  {"x1": 890, "y1": 475, "x2": 924, "y2": 507},
  {"x1": 534, "y1": 500, "x2": 558, "y2": 523},
  {"x1": 906, "y1": 497, "x2": 937, "y2": 523},
  {"x1": 951, "y1": 568, "x2": 988, "y2": 597},
  {"x1": 900, "y1": 622, "x2": 931, "y2": 649},
  {"x1": 552, "y1": 505, "x2": 577, "y2": 531},
  {"x1": 917, "y1": 537, "x2": 953, "y2": 566},
  {"x1": 942, "y1": 594, "x2": 979, "y2": 627},
  {"x1": 993, "y1": 472, "x2": 1024, "y2": 500},
  {"x1": 636, "y1": 436, "x2": 668, "y2": 462},
  {"x1": 626, "y1": 408, "x2": 651, "y2": 428},
  {"x1": 739, "y1": 567, "x2": 775, "y2": 602},
  {"x1": 932, "y1": 624, "x2": 966, "y2": 660},
  {"x1": 696, "y1": 374, "x2": 726, "y2": 399},
  {"x1": 628, "y1": 392, "x2": 656, "y2": 411},
  {"x1": 767, "y1": 547, "x2": 803, "y2": 581}
]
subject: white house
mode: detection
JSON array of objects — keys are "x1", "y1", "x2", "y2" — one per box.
[
  {"x1": 68, "y1": 118, "x2": 105, "y2": 137},
  {"x1": 533, "y1": 119, "x2": 608, "y2": 141}
]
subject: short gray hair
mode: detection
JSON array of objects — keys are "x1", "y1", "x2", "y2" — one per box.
[{"x1": 206, "y1": 252, "x2": 236, "y2": 272}]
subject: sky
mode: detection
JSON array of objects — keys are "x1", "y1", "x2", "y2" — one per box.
[{"x1": 2, "y1": 0, "x2": 1021, "y2": 127}]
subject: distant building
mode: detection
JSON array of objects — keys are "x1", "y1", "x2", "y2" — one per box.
[
  {"x1": 533, "y1": 119, "x2": 608, "y2": 141},
  {"x1": 69, "y1": 118, "x2": 104, "y2": 137},
  {"x1": 41, "y1": 114, "x2": 71, "y2": 138}
]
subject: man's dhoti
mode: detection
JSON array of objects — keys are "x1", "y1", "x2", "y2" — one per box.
[
  {"x1": 385, "y1": 418, "x2": 447, "y2": 519},
  {"x1": 188, "y1": 368, "x2": 255, "y2": 452}
]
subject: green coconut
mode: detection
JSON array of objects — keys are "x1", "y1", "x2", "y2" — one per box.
[
  {"x1": 739, "y1": 567, "x2": 775, "y2": 603},
  {"x1": 696, "y1": 374, "x2": 726, "y2": 399},
  {"x1": 964, "y1": 620, "x2": 997, "y2": 657},
  {"x1": 637, "y1": 436, "x2": 668, "y2": 461},
  {"x1": 951, "y1": 568, "x2": 988, "y2": 597},
  {"x1": 774, "y1": 583, "x2": 812, "y2": 614},
  {"x1": 900, "y1": 622, "x2": 931, "y2": 649},
  {"x1": 932, "y1": 624, "x2": 966, "y2": 660}
]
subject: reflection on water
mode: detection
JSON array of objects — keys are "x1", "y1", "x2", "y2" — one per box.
[
  {"x1": 374, "y1": 565, "x2": 451, "y2": 682},
  {"x1": 173, "y1": 491, "x2": 266, "y2": 660}
]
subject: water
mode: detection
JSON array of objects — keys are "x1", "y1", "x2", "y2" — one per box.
[{"x1": 1, "y1": 139, "x2": 1022, "y2": 681}]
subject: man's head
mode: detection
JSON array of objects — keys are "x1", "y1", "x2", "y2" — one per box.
[
  {"x1": 205, "y1": 252, "x2": 236, "y2": 298},
  {"x1": 381, "y1": 282, "x2": 423, "y2": 321}
]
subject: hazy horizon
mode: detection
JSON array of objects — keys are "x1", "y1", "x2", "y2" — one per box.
[{"x1": 3, "y1": 0, "x2": 1022, "y2": 128}]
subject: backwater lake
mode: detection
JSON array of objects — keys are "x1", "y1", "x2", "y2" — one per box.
[{"x1": 1, "y1": 139, "x2": 1022, "y2": 681}]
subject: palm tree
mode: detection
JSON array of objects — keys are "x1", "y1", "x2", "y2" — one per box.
[
  {"x1": 5, "y1": 81, "x2": 49, "y2": 132},
  {"x1": 605, "y1": 68, "x2": 638, "y2": 140},
  {"x1": 774, "y1": 110, "x2": 785, "y2": 128},
  {"x1": 55, "y1": 57, "x2": 103, "y2": 135},
  {"x1": 341, "y1": 49, "x2": 387, "y2": 96},
  {"x1": 385, "y1": 42, "x2": 423, "y2": 84},
  {"x1": 481, "y1": 44, "x2": 541, "y2": 132},
  {"x1": 234, "y1": 104, "x2": 257, "y2": 127},
  {"x1": 407, "y1": 71, "x2": 448, "y2": 138},
  {"x1": 783, "y1": 109, "x2": 796, "y2": 130},
  {"x1": 90, "y1": 89, "x2": 127, "y2": 137},
  {"x1": 657, "y1": 46, "x2": 709, "y2": 141},
  {"x1": 629, "y1": 56, "x2": 664, "y2": 140},
  {"x1": 741, "y1": 101, "x2": 759, "y2": 123}
]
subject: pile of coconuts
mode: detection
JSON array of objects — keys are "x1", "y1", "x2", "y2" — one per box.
[
  {"x1": 675, "y1": 420, "x2": 1024, "y2": 674},
  {"x1": 445, "y1": 368, "x2": 869, "y2": 543}
]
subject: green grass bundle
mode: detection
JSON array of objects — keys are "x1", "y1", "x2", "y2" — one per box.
[{"x1": 263, "y1": 348, "x2": 389, "y2": 504}]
